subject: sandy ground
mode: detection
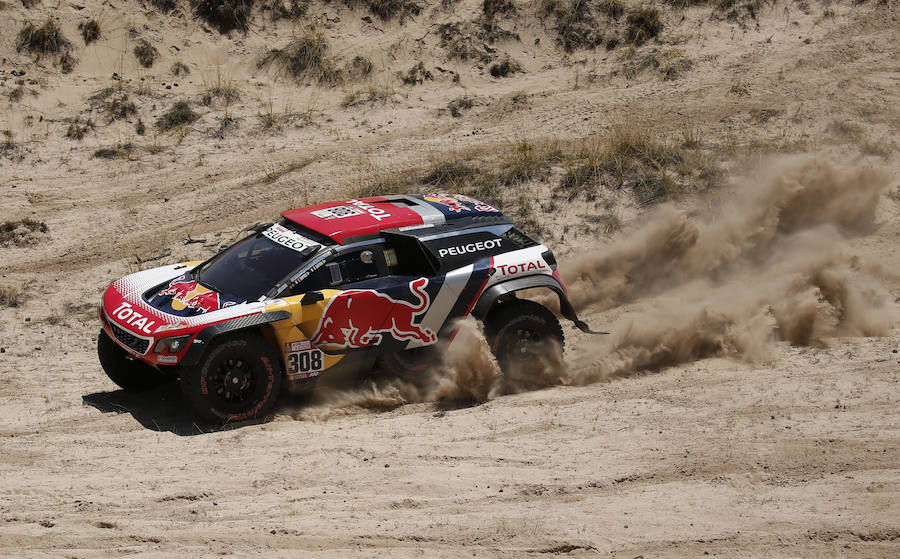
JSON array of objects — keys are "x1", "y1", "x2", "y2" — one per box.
[{"x1": 1, "y1": 0, "x2": 899, "y2": 556}]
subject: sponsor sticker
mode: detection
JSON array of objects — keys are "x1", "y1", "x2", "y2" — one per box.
[
  {"x1": 438, "y1": 239, "x2": 502, "y2": 258},
  {"x1": 286, "y1": 348, "x2": 324, "y2": 379},
  {"x1": 284, "y1": 340, "x2": 312, "y2": 352},
  {"x1": 311, "y1": 206, "x2": 365, "y2": 220},
  {"x1": 110, "y1": 301, "x2": 157, "y2": 335},
  {"x1": 496, "y1": 259, "x2": 547, "y2": 276},
  {"x1": 157, "y1": 355, "x2": 178, "y2": 363},
  {"x1": 263, "y1": 224, "x2": 318, "y2": 253}
]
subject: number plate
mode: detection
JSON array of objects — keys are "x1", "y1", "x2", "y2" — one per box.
[{"x1": 284, "y1": 341, "x2": 324, "y2": 380}]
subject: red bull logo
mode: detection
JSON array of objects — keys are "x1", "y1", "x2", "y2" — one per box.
[
  {"x1": 160, "y1": 275, "x2": 234, "y2": 314},
  {"x1": 424, "y1": 193, "x2": 470, "y2": 213},
  {"x1": 311, "y1": 278, "x2": 437, "y2": 349}
]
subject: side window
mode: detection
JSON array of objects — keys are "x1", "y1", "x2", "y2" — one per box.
[{"x1": 290, "y1": 248, "x2": 384, "y2": 294}]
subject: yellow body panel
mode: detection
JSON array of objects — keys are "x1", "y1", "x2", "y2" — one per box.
[{"x1": 263, "y1": 291, "x2": 344, "y2": 380}]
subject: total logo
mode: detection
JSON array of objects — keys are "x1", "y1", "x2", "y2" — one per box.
[
  {"x1": 110, "y1": 301, "x2": 157, "y2": 335},
  {"x1": 347, "y1": 199, "x2": 392, "y2": 222},
  {"x1": 496, "y1": 260, "x2": 547, "y2": 277}
]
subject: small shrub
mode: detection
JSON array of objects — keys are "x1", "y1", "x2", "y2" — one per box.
[
  {"x1": 438, "y1": 22, "x2": 492, "y2": 62},
  {"x1": 202, "y1": 80, "x2": 240, "y2": 106},
  {"x1": 65, "y1": 117, "x2": 95, "y2": 140},
  {"x1": 482, "y1": 0, "x2": 515, "y2": 19},
  {"x1": 489, "y1": 57, "x2": 521, "y2": 78},
  {"x1": 103, "y1": 93, "x2": 137, "y2": 121},
  {"x1": 347, "y1": 55, "x2": 373, "y2": 80},
  {"x1": 0, "y1": 218, "x2": 48, "y2": 248},
  {"x1": 93, "y1": 144, "x2": 134, "y2": 159},
  {"x1": 134, "y1": 39, "x2": 159, "y2": 68},
  {"x1": 171, "y1": 61, "x2": 190, "y2": 76},
  {"x1": 136, "y1": 119, "x2": 146, "y2": 135},
  {"x1": 192, "y1": 0, "x2": 255, "y2": 33},
  {"x1": 598, "y1": 0, "x2": 624, "y2": 19},
  {"x1": 262, "y1": 0, "x2": 309, "y2": 19},
  {"x1": 448, "y1": 96, "x2": 474, "y2": 117},
  {"x1": 401, "y1": 61, "x2": 433, "y2": 85},
  {"x1": 342, "y1": 0, "x2": 421, "y2": 22},
  {"x1": 150, "y1": 0, "x2": 178, "y2": 12},
  {"x1": 626, "y1": 7, "x2": 662, "y2": 45},
  {"x1": 0, "y1": 285, "x2": 26, "y2": 308},
  {"x1": 258, "y1": 31, "x2": 343, "y2": 85},
  {"x1": 17, "y1": 19, "x2": 71, "y2": 55},
  {"x1": 341, "y1": 84, "x2": 393, "y2": 107},
  {"x1": 8, "y1": 86, "x2": 25, "y2": 103},
  {"x1": 79, "y1": 19, "x2": 101, "y2": 44},
  {"x1": 156, "y1": 101, "x2": 199, "y2": 130},
  {"x1": 546, "y1": 0, "x2": 605, "y2": 52}
]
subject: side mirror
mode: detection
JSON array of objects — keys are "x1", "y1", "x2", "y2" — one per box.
[
  {"x1": 301, "y1": 291, "x2": 324, "y2": 306},
  {"x1": 249, "y1": 222, "x2": 274, "y2": 233}
]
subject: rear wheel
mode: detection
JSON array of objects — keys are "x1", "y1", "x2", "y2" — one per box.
[
  {"x1": 179, "y1": 333, "x2": 283, "y2": 423},
  {"x1": 97, "y1": 329, "x2": 171, "y2": 391},
  {"x1": 483, "y1": 299, "x2": 565, "y2": 392}
]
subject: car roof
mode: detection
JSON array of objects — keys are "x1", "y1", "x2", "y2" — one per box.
[{"x1": 281, "y1": 194, "x2": 512, "y2": 245}]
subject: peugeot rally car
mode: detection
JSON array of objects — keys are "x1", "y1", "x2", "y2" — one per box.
[{"x1": 98, "y1": 193, "x2": 599, "y2": 422}]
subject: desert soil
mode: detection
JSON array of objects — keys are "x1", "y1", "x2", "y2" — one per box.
[{"x1": 1, "y1": 0, "x2": 899, "y2": 557}]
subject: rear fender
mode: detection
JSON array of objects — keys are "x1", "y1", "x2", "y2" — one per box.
[{"x1": 472, "y1": 277, "x2": 607, "y2": 335}]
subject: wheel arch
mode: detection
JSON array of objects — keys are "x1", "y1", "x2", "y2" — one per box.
[
  {"x1": 180, "y1": 310, "x2": 292, "y2": 368},
  {"x1": 472, "y1": 276, "x2": 606, "y2": 335}
]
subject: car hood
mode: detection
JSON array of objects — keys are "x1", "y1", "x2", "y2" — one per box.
[
  {"x1": 144, "y1": 270, "x2": 246, "y2": 317},
  {"x1": 102, "y1": 263, "x2": 265, "y2": 337}
]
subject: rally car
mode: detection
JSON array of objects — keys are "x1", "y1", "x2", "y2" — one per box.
[{"x1": 97, "y1": 193, "x2": 599, "y2": 422}]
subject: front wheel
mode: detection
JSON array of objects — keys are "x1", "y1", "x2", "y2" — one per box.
[
  {"x1": 179, "y1": 333, "x2": 283, "y2": 423},
  {"x1": 483, "y1": 300, "x2": 565, "y2": 392},
  {"x1": 97, "y1": 329, "x2": 171, "y2": 391}
]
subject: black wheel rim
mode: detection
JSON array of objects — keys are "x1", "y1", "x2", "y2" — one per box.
[
  {"x1": 498, "y1": 320, "x2": 548, "y2": 366},
  {"x1": 207, "y1": 355, "x2": 261, "y2": 411}
]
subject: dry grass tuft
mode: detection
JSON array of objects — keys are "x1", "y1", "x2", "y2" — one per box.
[
  {"x1": 401, "y1": 61, "x2": 433, "y2": 85},
  {"x1": 342, "y1": 0, "x2": 421, "y2": 22},
  {"x1": 134, "y1": 39, "x2": 159, "y2": 68},
  {"x1": 156, "y1": 101, "x2": 200, "y2": 130},
  {"x1": 1, "y1": 218, "x2": 49, "y2": 248},
  {"x1": 258, "y1": 30, "x2": 343, "y2": 85},
  {"x1": 626, "y1": 6, "x2": 663, "y2": 45},
  {"x1": 93, "y1": 144, "x2": 134, "y2": 159},
  {"x1": 489, "y1": 57, "x2": 522, "y2": 78},
  {"x1": 17, "y1": 19, "x2": 71, "y2": 55},
  {"x1": 0, "y1": 285, "x2": 26, "y2": 308},
  {"x1": 78, "y1": 19, "x2": 101, "y2": 45},
  {"x1": 448, "y1": 96, "x2": 474, "y2": 117},
  {"x1": 150, "y1": 0, "x2": 178, "y2": 12},
  {"x1": 542, "y1": 0, "x2": 605, "y2": 52},
  {"x1": 192, "y1": 0, "x2": 255, "y2": 33},
  {"x1": 65, "y1": 117, "x2": 95, "y2": 140}
]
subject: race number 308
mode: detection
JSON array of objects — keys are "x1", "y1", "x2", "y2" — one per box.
[{"x1": 287, "y1": 349, "x2": 323, "y2": 375}]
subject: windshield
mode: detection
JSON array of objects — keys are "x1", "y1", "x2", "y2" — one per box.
[{"x1": 195, "y1": 224, "x2": 321, "y2": 300}]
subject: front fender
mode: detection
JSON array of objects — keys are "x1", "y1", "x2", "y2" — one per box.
[{"x1": 180, "y1": 310, "x2": 292, "y2": 366}]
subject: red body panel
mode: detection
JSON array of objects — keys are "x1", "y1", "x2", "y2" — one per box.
[{"x1": 281, "y1": 197, "x2": 424, "y2": 245}]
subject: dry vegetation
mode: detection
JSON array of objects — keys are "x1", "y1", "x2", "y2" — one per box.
[{"x1": 0, "y1": 1, "x2": 898, "y2": 555}]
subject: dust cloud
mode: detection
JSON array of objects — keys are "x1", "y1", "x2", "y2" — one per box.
[
  {"x1": 290, "y1": 320, "x2": 502, "y2": 421},
  {"x1": 289, "y1": 156, "x2": 895, "y2": 420}
]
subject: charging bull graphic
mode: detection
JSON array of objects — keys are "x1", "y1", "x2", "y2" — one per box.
[
  {"x1": 311, "y1": 278, "x2": 437, "y2": 349},
  {"x1": 159, "y1": 275, "x2": 234, "y2": 314}
]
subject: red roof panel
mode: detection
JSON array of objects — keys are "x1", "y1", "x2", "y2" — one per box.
[{"x1": 281, "y1": 197, "x2": 425, "y2": 245}]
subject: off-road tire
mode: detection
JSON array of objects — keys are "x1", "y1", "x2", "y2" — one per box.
[
  {"x1": 483, "y1": 299, "x2": 564, "y2": 383},
  {"x1": 179, "y1": 332, "x2": 283, "y2": 423},
  {"x1": 97, "y1": 329, "x2": 171, "y2": 391}
]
